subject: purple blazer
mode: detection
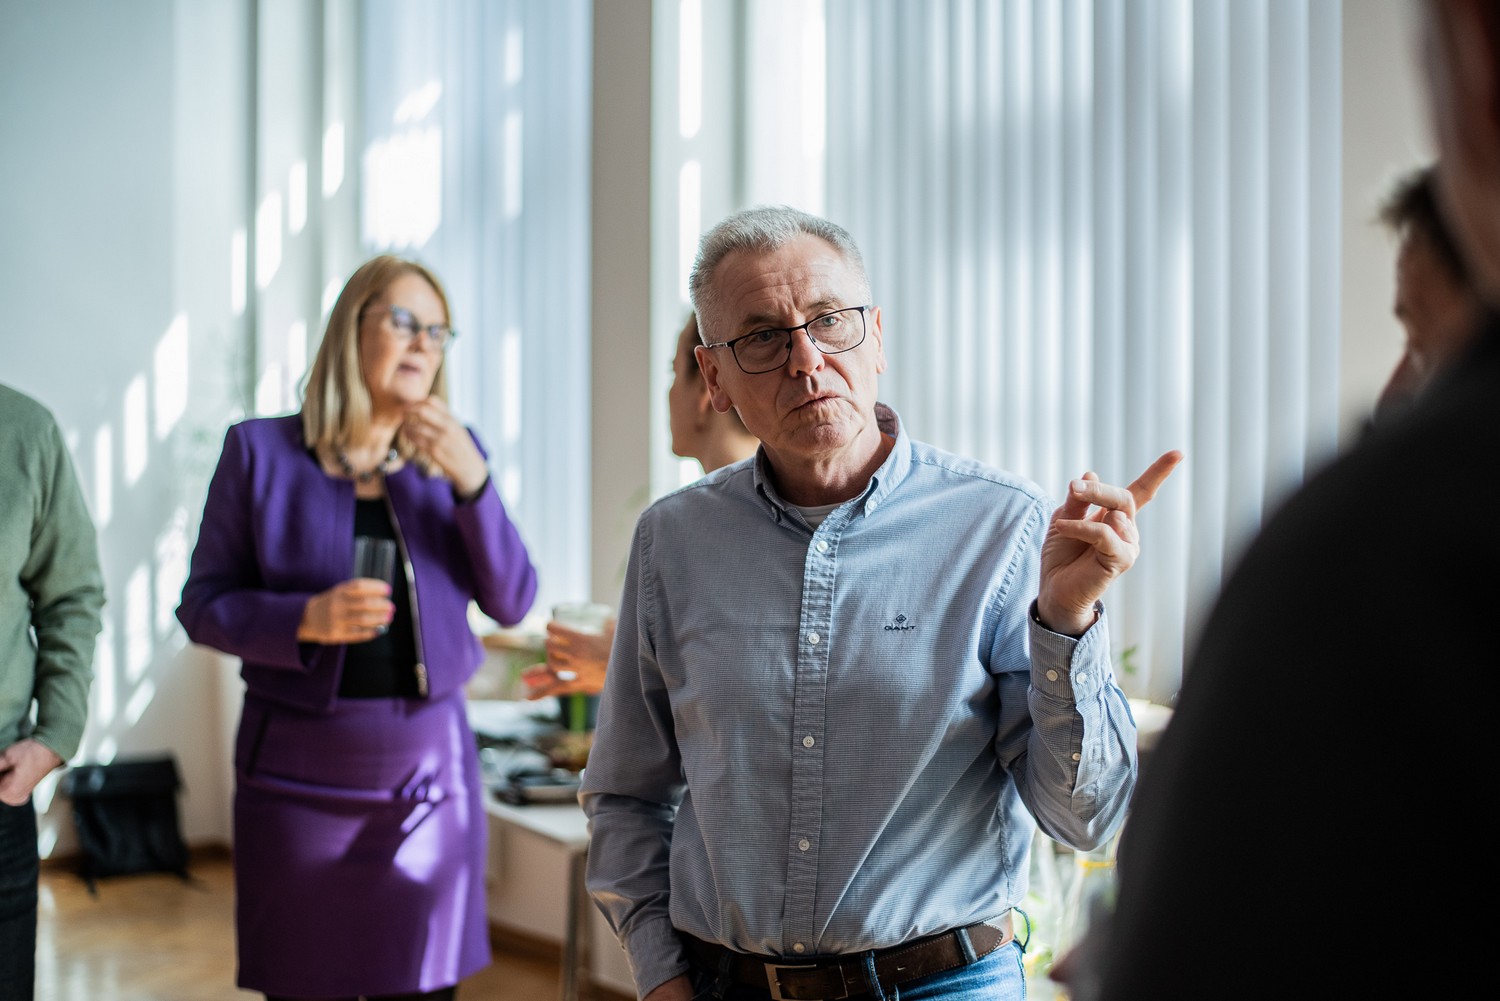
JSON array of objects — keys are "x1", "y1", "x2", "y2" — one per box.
[{"x1": 176, "y1": 414, "x2": 537, "y2": 712}]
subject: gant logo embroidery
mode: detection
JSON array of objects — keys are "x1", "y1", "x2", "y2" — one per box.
[{"x1": 884, "y1": 613, "x2": 915, "y2": 632}]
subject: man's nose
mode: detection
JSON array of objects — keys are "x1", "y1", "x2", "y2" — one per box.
[{"x1": 785, "y1": 327, "x2": 825, "y2": 376}]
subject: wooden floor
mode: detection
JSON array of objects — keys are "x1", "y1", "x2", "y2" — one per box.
[{"x1": 36, "y1": 850, "x2": 583, "y2": 1001}]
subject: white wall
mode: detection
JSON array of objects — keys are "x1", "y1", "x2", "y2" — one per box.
[
  {"x1": 0, "y1": 0, "x2": 1433, "y2": 857},
  {"x1": 1, "y1": 0, "x2": 249, "y2": 853}
]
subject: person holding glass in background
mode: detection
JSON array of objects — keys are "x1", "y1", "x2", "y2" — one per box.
[
  {"x1": 522, "y1": 311, "x2": 758, "y2": 701},
  {"x1": 176, "y1": 255, "x2": 538, "y2": 1001}
]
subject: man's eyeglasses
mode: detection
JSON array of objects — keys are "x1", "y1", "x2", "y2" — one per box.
[
  {"x1": 363, "y1": 305, "x2": 456, "y2": 351},
  {"x1": 704, "y1": 305, "x2": 871, "y2": 374}
]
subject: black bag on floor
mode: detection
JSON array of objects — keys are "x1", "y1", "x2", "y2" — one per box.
[{"x1": 60, "y1": 754, "x2": 191, "y2": 894}]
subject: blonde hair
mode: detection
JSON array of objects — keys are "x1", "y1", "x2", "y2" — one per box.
[{"x1": 300, "y1": 255, "x2": 452, "y2": 471}]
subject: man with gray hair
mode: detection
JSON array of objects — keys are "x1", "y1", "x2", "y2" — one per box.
[{"x1": 581, "y1": 204, "x2": 1180, "y2": 1000}]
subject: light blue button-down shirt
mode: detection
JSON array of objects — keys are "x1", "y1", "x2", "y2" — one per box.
[{"x1": 580, "y1": 405, "x2": 1137, "y2": 999}]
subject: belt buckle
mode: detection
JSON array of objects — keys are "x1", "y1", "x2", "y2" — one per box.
[{"x1": 765, "y1": 960, "x2": 845, "y2": 1001}]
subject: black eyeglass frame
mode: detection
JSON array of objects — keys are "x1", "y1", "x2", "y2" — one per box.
[
  {"x1": 702, "y1": 304, "x2": 873, "y2": 375},
  {"x1": 360, "y1": 304, "x2": 458, "y2": 351}
]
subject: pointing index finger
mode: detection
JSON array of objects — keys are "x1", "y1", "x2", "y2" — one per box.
[{"x1": 1129, "y1": 450, "x2": 1184, "y2": 511}]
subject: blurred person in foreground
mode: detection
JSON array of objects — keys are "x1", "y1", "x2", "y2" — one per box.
[
  {"x1": 176, "y1": 255, "x2": 538, "y2": 1001},
  {"x1": 1053, "y1": 3, "x2": 1500, "y2": 998},
  {"x1": 0, "y1": 383, "x2": 104, "y2": 1001},
  {"x1": 1372, "y1": 161, "x2": 1485, "y2": 422},
  {"x1": 581, "y1": 204, "x2": 1182, "y2": 1001},
  {"x1": 522, "y1": 311, "x2": 758, "y2": 701}
]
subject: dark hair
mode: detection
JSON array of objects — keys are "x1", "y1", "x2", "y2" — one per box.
[{"x1": 1379, "y1": 165, "x2": 1472, "y2": 286}]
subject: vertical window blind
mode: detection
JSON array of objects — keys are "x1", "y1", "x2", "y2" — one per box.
[{"x1": 823, "y1": 0, "x2": 1341, "y2": 703}]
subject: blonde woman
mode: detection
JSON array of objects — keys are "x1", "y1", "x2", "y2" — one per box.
[{"x1": 178, "y1": 255, "x2": 537, "y2": 1001}]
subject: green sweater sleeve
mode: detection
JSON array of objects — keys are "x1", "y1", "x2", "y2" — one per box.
[{"x1": 0, "y1": 387, "x2": 105, "y2": 761}]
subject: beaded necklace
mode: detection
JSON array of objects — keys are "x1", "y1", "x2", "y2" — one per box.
[{"x1": 335, "y1": 447, "x2": 399, "y2": 484}]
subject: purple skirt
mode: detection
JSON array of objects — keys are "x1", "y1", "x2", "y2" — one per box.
[{"x1": 232, "y1": 690, "x2": 490, "y2": 997}]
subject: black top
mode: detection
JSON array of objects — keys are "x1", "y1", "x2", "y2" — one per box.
[{"x1": 339, "y1": 499, "x2": 419, "y2": 698}]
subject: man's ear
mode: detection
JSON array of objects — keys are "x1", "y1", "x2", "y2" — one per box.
[
  {"x1": 696, "y1": 344, "x2": 736, "y2": 415},
  {"x1": 869, "y1": 305, "x2": 887, "y2": 375}
]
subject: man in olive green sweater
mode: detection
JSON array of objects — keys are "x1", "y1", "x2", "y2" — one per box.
[{"x1": 0, "y1": 382, "x2": 104, "y2": 1000}]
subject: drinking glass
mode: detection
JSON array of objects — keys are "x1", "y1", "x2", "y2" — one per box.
[
  {"x1": 353, "y1": 536, "x2": 398, "y2": 635},
  {"x1": 353, "y1": 536, "x2": 398, "y2": 583}
]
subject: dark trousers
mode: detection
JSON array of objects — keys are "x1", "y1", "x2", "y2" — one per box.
[{"x1": 0, "y1": 798, "x2": 39, "y2": 1001}]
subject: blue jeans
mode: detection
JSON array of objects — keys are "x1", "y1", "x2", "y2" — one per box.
[
  {"x1": 0, "y1": 798, "x2": 38, "y2": 1000},
  {"x1": 689, "y1": 940, "x2": 1026, "y2": 1001}
]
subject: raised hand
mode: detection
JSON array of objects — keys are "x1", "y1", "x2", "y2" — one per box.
[
  {"x1": 1036, "y1": 450, "x2": 1184, "y2": 635},
  {"x1": 401, "y1": 396, "x2": 490, "y2": 499}
]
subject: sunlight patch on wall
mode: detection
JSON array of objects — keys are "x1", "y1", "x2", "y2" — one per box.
[
  {"x1": 322, "y1": 277, "x2": 343, "y2": 320},
  {"x1": 256, "y1": 362, "x2": 285, "y2": 416},
  {"x1": 800, "y1": 14, "x2": 826, "y2": 163},
  {"x1": 394, "y1": 80, "x2": 442, "y2": 124},
  {"x1": 503, "y1": 111, "x2": 522, "y2": 221},
  {"x1": 288, "y1": 160, "x2": 308, "y2": 235},
  {"x1": 286, "y1": 319, "x2": 309, "y2": 399},
  {"x1": 231, "y1": 228, "x2": 247, "y2": 316},
  {"x1": 504, "y1": 26, "x2": 523, "y2": 86},
  {"x1": 154, "y1": 508, "x2": 189, "y2": 639},
  {"x1": 501, "y1": 467, "x2": 521, "y2": 510},
  {"x1": 37, "y1": 824, "x2": 58, "y2": 858},
  {"x1": 154, "y1": 314, "x2": 189, "y2": 441},
  {"x1": 256, "y1": 191, "x2": 284, "y2": 290},
  {"x1": 501, "y1": 327, "x2": 521, "y2": 446},
  {"x1": 125, "y1": 678, "x2": 156, "y2": 726},
  {"x1": 93, "y1": 618, "x2": 116, "y2": 731},
  {"x1": 125, "y1": 563, "x2": 151, "y2": 682},
  {"x1": 93, "y1": 424, "x2": 112, "y2": 529},
  {"x1": 123, "y1": 375, "x2": 148, "y2": 488},
  {"x1": 362, "y1": 126, "x2": 442, "y2": 248},
  {"x1": 324, "y1": 121, "x2": 346, "y2": 197},
  {"x1": 34, "y1": 771, "x2": 60, "y2": 811},
  {"x1": 679, "y1": 161, "x2": 701, "y2": 303},
  {"x1": 680, "y1": 0, "x2": 702, "y2": 139}
]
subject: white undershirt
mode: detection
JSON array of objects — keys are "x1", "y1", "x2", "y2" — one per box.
[{"x1": 792, "y1": 501, "x2": 842, "y2": 529}]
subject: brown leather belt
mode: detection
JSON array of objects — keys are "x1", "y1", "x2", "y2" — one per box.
[{"x1": 680, "y1": 914, "x2": 1014, "y2": 1001}]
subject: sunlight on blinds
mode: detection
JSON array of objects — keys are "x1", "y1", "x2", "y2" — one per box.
[{"x1": 824, "y1": 0, "x2": 1341, "y2": 703}]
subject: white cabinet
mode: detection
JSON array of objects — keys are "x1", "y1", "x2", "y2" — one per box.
[{"x1": 483, "y1": 793, "x2": 635, "y2": 998}]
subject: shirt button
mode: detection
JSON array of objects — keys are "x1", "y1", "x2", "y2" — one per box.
[
  {"x1": 803, "y1": 735, "x2": 815, "y2": 748},
  {"x1": 816, "y1": 540, "x2": 829, "y2": 553},
  {"x1": 798, "y1": 838, "x2": 810, "y2": 851},
  {"x1": 793, "y1": 943, "x2": 806, "y2": 954},
  {"x1": 1046, "y1": 669, "x2": 1059, "y2": 682},
  {"x1": 1072, "y1": 752, "x2": 1082, "y2": 762},
  {"x1": 1076, "y1": 672, "x2": 1088, "y2": 685},
  {"x1": 867, "y1": 500, "x2": 879, "y2": 512},
  {"x1": 807, "y1": 632, "x2": 820, "y2": 645}
]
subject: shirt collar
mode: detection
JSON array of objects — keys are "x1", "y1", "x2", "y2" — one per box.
[{"x1": 751, "y1": 402, "x2": 911, "y2": 524}]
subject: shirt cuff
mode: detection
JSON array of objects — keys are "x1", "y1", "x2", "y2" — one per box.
[{"x1": 1028, "y1": 600, "x2": 1109, "y2": 698}]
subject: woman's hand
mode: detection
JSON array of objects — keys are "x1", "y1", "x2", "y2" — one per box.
[
  {"x1": 401, "y1": 397, "x2": 489, "y2": 499},
  {"x1": 297, "y1": 579, "x2": 394, "y2": 645},
  {"x1": 521, "y1": 619, "x2": 615, "y2": 699}
]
